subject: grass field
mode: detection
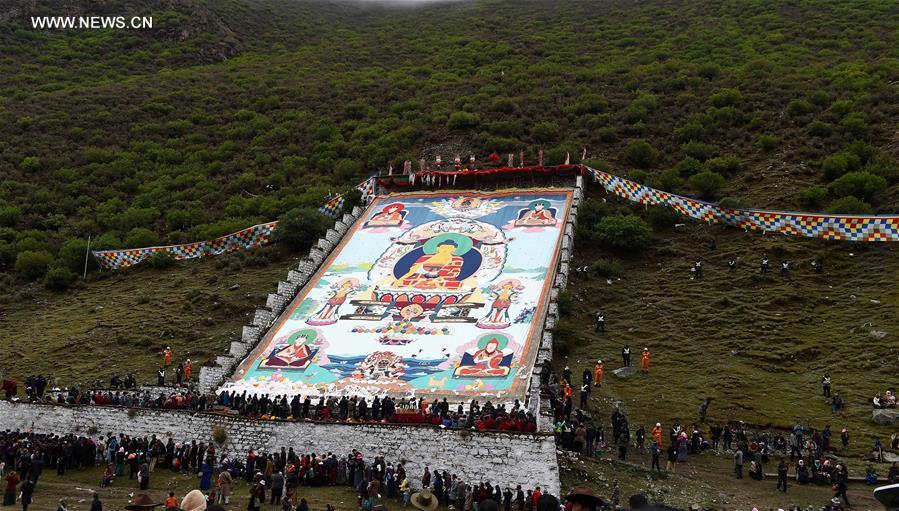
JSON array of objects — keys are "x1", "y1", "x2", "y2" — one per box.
[{"x1": 0, "y1": 247, "x2": 297, "y2": 386}]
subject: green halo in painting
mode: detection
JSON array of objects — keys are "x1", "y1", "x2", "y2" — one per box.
[
  {"x1": 423, "y1": 232, "x2": 473, "y2": 255},
  {"x1": 287, "y1": 329, "x2": 317, "y2": 345},
  {"x1": 477, "y1": 332, "x2": 510, "y2": 351},
  {"x1": 529, "y1": 199, "x2": 551, "y2": 210}
]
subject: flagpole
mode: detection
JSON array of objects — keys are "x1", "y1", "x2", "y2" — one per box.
[{"x1": 83, "y1": 234, "x2": 91, "y2": 279}]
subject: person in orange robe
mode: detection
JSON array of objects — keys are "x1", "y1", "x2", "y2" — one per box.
[
  {"x1": 163, "y1": 346, "x2": 173, "y2": 367},
  {"x1": 651, "y1": 422, "x2": 663, "y2": 448},
  {"x1": 641, "y1": 348, "x2": 650, "y2": 373},
  {"x1": 562, "y1": 383, "x2": 573, "y2": 400},
  {"x1": 593, "y1": 360, "x2": 604, "y2": 387},
  {"x1": 184, "y1": 359, "x2": 193, "y2": 381}
]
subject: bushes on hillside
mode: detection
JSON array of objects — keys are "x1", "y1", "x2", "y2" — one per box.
[
  {"x1": 15, "y1": 250, "x2": 54, "y2": 280},
  {"x1": 595, "y1": 215, "x2": 651, "y2": 252},
  {"x1": 826, "y1": 196, "x2": 872, "y2": 214},
  {"x1": 798, "y1": 186, "x2": 828, "y2": 209},
  {"x1": 828, "y1": 171, "x2": 886, "y2": 202},
  {"x1": 709, "y1": 88, "x2": 741, "y2": 107},
  {"x1": 275, "y1": 207, "x2": 331, "y2": 251},
  {"x1": 624, "y1": 139, "x2": 658, "y2": 169},
  {"x1": 43, "y1": 266, "x2": 75, "y2": 291},
  {"x1": 688, "y1": 171, "x2": 726, "y2": 199}
]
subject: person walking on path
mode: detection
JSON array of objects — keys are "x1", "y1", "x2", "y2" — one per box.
[
  {"x1": 776, "y1": 458, "x2": 788, "y2": 493},
  {"x1": 593, "y1": 360, "x2": 603, "y2": 387},
  {"x1": 163, "y1": 347, "x2": 173, "y2": 367},
  {"x1": 594, "y1": 313, "x2": 604, "y2": 333},
  {"x1": 733, "y1": 449, "x2": 744, "y2": 479},
  {"x1": 640, "y1": 348, "x2": 650, "y2": 373},
  {"x1": 822, "y1": 371, "x2": 832, "y2": 398},
  {"x1": 650, "y1": 441, "x2": 661, "y2": 472},
  {"x1": 621, "y1": 345, "x2": 631, "y2": 367}
]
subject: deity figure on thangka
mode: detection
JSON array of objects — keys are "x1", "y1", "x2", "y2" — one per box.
[
  {"x1": 454, "y1": 333, "x2": 514, "y2": 378},
  {"x1": 260, "y1": 329, "x2": 321, "y2": 370},
  {"x1": 513, "y1": 199, "x2": 558, "y2": 227},
  {"x1": 306, "y1": 278, "x2": 361, "y2": 326},
  {"x1": 355, "y1": 351, "x2": 405, "y2": 380},
  {"x1": 476, "y1": 279, "x2": 525, "y2": 329},
  {"x1": 363, "y1": 202, "x2": 407, "y2": 228},
  {"x1": 349, "y1": 218, "x2": 507, "y2": 323}
]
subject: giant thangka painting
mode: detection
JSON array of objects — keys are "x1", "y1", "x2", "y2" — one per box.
[{"x1": 227, "y1": 189, "x2": 572, "y2": 402}]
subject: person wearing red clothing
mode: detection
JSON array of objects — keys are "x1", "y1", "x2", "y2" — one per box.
[
  {"x1": 184, "y1": 359, "x2": 193, "y2": 381},
  {"x1": 640, "y1": 348, "x2": 650, "y2": 373},
  {"x1": 4, "y1": 470, "x2": 19, "y2": 506},
  {"x1": 531, "y1": 487, "x2": 542, "y2": 507}
]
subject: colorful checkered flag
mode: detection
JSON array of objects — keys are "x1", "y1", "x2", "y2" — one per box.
[{"x1": 319, "y1": 194, "x2": 345, "y2": 218}]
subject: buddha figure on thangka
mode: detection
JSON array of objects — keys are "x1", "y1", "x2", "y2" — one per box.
[{"x1": 349, "y1": 218, "x2": 508, "y2": 323}]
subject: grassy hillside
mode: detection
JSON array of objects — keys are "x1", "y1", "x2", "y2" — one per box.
[
  {"x1": 0, "y1": 247, "x2": 297, "y2": 385},
  {"x1": 0, "y1": 0, "x2": 896, "y2": 290},
  {"x1": 1, "y1": 0, "x2": 898, "y2": 506}
]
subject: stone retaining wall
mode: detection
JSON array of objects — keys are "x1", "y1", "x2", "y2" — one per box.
[{"x1": 0, "y1": 401, "x2": 560, "y2": 495}]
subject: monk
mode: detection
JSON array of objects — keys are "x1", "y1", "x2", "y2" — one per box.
[
  {"x1": 457, "y1": 337, "x2": 509, "y2": 376},
  {"x1": 641, "y1": 348, "x2": 650, "y2": 373},
  {"x1": 651, "y1": 422, "x2": 664, "y2": 448},
  {"x1": 184, "y1": 359, "x2": 193, "y2": 381},
  {"x1": 163, "y1": 346, "x2": 173, "y2": 367},
  {"x1": 563, "y1": 382, "x2": 573, "y2": 400},
  {"x1": 593, "y1": 360, "x2": 604, "y2": 387}
]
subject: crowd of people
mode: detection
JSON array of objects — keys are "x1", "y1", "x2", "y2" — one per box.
[
  {"x1": 0, "y1": 427, "x2": 633, "y2": 511},
  {"x1": 538, "y1": 355, "x2": 899, "y2": 509}
]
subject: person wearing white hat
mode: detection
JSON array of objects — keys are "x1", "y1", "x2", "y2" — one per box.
[{"x1": 593, "y1": 360, "x2": 603, "y2": 387}]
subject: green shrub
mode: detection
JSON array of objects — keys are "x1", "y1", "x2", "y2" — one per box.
[
  {"x1": 595, "y1": 215, "x2": 652, "y2": 251},
  {"x1": 552, "y1": 319, "x2": 575, "y2": 356},
  {"x1": 274, "y1": 207, "x2": 331, "y2": 250},
  {"x1": 0, "y1": 206, "x2": 22, "y2": 227},
  {"x1": 675, "y1": 156, "x2": 704, "y2": 177},
  {"x1": 146, "y1": 251, "x2": 176, "y2": 269},
  {"x1": 786, "y1": 99, "x2": 813, "y2": 117},
  {"x1": 841, "y1": 112, "x2": 869, "y2": 139},
  {"x1": 125, "y1": 228, "x2": 160, "y2": 248},
  {"x1": 826, "y1": 196, "x2": 872, "y2": 214},
  {"x1": 798, "y1": 186, "x2": 828, "y2": 209},
  {"x1": 688, "y1": 171, "x2": 726, "y2": 199},
  {"x1": 709, "y1": 88, "x2": 741, "y2": 108},
  {"x1": 705, "y1": 155, "x2": 742, "y2": 175},
  {"x1": 531, "y1": 122, "x2": 560, "y2": 143},
  {"x1": 58, "y1": 239, "x2": 89, "y2": 272},
  {"x1": 807, "y1": 120, "x2": 833, "y2": 138},
  {"x1": 828, "y1": 171, "x2": 886, "y2": 201},
  {"x1": 20, "y1": 156, "x2": 41, "y2": 172},
  {"x1": 674, "y1": 121, "x2": 708, "y2": 142},
  {"x1": 43, "y1": 266, "x2": 75, "y2": 291},
  {"x1": 829, "y1": 100, "x2": 854, "y2": 116},
  {"x1": 821, "y1": 154, "x2": 850, "y2": 180},
  {"x1": 446, "y1": 111, "x2": 479, "y2": 130},
  {"x1": 15, "y1": 250, "x2": 54, "y2": 280},
  {"x1": 681, "y1": 141, "x2": 716, "y2": 162},
  {"x1": 592, "y1": 257, "x2": 623, "y2": 277},
  {"x1": 644, "y1": 205, "x2": 680, "y2": 230},
  {"x1": 577, "y1": 199, "x2": 613, "y2": 227},
  {"x1": 717, "y1": 197, "x2": 749, "y2": 209},
  {"x1": 0, "y1": 241, "x2": 15, "y2": 271},
  {"x1": 624, "y1": 139, "x2": 658, "y2": 169},
  {"x1": 758, "y1": 135, "x2": 779, "y2": 151}
]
